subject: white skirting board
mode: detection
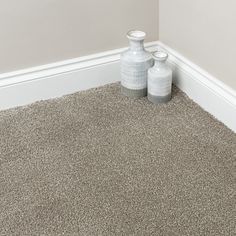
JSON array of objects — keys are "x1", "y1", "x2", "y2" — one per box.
[
  {"x1": 0, "y1": 40, "x2": 235, "y2": 132},
  {"x1": 157, "y1": 41, "x2": 236, "y2": 133},
  {"x1": 0, "y1": 42, "x2": 158, "y2": 111}
]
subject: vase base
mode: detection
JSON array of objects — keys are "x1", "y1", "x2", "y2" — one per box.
[
  {"x1": 148, "y1": 93, "x2": 172, "y2": 104},
  {"x1": 121, "y1": 86, "x2": 147, "y2": 99}
]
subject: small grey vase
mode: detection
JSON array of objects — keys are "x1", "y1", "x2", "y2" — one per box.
[{"x1": 148, "y1": 51, "x2": 173, "y2": 104}]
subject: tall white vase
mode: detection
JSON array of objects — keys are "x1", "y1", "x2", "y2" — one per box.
[
  {"x1": 148, "y1": 51, "x2": 172, "y2": 104},
  {"x1": 121, "y1": 30, "x2": 154, "y2": 98}
]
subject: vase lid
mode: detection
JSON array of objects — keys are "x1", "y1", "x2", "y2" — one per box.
[
  {"x1": 153, "y1": 51, "x2": 168, "y2": 61},
  {"x1": 127, "y1": 30, "x2": 146, "y2": 41}
]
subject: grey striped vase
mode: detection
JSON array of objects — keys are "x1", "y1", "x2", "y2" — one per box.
[{"x1": 121, "y1": 30, "x2": 154, "y2": 98}]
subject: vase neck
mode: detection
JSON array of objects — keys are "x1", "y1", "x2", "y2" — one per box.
[
  {"x1": 154, "y1": 60, "x2": 167, "y2": 68},
  {"x1": 129, "y1": 40, "x2": 144, "y2": 52}
]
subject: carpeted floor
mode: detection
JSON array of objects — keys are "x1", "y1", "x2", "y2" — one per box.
[{"x1": 0, "y1": 83, "x2": 235, "y2": 236}]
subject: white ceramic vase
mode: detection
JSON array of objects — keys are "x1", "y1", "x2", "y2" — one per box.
[
  {"x1": 148, "y1": 51, "x2": 172, "y2": 104},
  {"x1": 121, "y1": 30, "x2": 154, "y2": 98}
]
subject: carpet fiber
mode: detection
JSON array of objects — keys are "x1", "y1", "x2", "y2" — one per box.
[{"x1": 0, "y1": 83, "x2": 235, "y2": 235}]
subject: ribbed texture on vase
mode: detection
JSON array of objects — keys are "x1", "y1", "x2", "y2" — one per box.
[{"x1": 121, "y1": 86, "x2": 147, "y2": 99}]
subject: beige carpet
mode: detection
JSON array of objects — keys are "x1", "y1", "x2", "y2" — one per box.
[{"x1": 0, "y1": 83, "x2": 235, "y2": 235}]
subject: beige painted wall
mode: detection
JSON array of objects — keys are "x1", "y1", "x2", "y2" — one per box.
[
  {"x1": 0, "y1": 0, "x2": 158, "y2": 73},
  {"x1": 159, "y1": 0, "x2": 236, "y2": 90}
]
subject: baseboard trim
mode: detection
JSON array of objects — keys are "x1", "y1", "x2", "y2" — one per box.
[
  {"x1": 0, "y1": 40, "x2": 235, "y2": 132},
  {"x1": 157, "y1": 41, "x2": 236, "y2": 132},
  {"x1": 0, "y1": 41, "x2": 158, "y2": 110}
]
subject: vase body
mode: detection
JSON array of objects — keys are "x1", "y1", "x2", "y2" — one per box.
[
  {"x1": 121, "y1": 31, "x2": 154, "y2": 98},
  {"x1": 148, "y1": 51, "x2": 172, "y2": 104}
]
